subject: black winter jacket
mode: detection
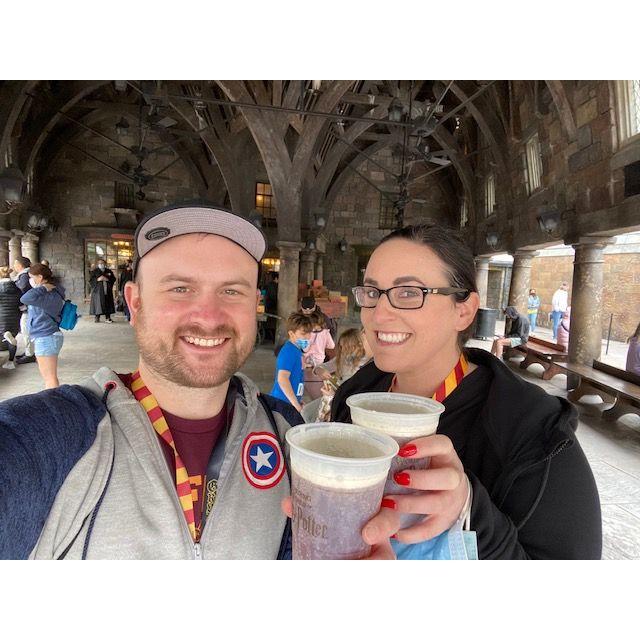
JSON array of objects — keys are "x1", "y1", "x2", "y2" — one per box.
[
  {"x1": 331, "y1": 347, "x2": 602, "y2": 559},
  {"x1": 0, "y1": 278, "x2": 22, "y2": 337}
]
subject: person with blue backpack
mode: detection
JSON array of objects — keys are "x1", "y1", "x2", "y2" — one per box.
[{"x1": 19, "y1": 263, "x2": 66, "y2": 389}]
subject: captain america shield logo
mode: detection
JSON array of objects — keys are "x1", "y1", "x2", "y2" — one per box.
[{"x1": 242, "y1": 432, "x2": 285, "y2": 489}]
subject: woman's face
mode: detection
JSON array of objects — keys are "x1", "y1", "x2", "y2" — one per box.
[{"x1": 361, "y1": 238, "x2": 477, "y2": 376}]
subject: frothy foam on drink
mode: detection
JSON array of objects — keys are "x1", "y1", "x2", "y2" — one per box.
[
  {"x1": 347, "y1": 393, "x2": 444, "y2": 438},
  {"x1": 291, "y1": 434, "x2": 390, "y2": 489}
]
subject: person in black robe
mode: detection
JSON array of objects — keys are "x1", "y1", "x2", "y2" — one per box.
[
  {"x1": 118, "y1": 260, "x2": 134, "y2": 321},
  {"x1": 89, "y1": 259, "x2": 116, "y2": 323}
]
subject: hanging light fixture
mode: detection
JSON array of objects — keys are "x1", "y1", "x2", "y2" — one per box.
[
  {"x1": 115, "y1": 117, "x2": 130, "y2": 135},
  {"x1": 0, "y1": 165, "x2": 25, "y2": 203},
  {"x1": 485, "y1": 231, "x2": 499, "y2": 249},
  {"x1": 314, "y1": 209, "x2": 326, "y2": 230},
  {"x1": 537, "y1": 209, "x2": 561, "y2": 234},
  {"x1": 338, "y1": 238, "x2": 348, "y2": 253},
  {"x1": 388, "y1": 100, "x2": 405, "y2": 123}
]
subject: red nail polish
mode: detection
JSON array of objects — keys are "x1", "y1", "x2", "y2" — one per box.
[
  {"x1": 391, "y1": 534, "x2": 398, "y2": 540},
  {"x1": 398, "y1": 444, "x2": 417, "y2": 457},
  {"x1": 394, "y1": 472, "x2": 411, "y2": 486},
  {"x1": 381, "y1": 498, "x2": 397, "y2": 510}
]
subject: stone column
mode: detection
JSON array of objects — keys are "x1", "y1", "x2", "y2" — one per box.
[
  {"x1": 568, "y1": 237, "x2": 615, "y2": 366},
  {"x1": 8, "y1": 231, "x2": 23, "y2": 266},
  {"x1": 0, "y1": 230, "x2": 12, "y2": 266},
  {"x1": 276, "y1": 241, "x2": 305, "y2": 344},
  {"x1": 299, "y1": 248, "x2": 317, "y2": 286},
  {"x1": 315, "y1": 253, "x2": 324, "y2": 283},
  {"x1": 507, "y1": 250, "x2": 537, "y2": 315},
  {"x1": 475, "y1": 257, "x2": 490, "y2": 307},
  {"x1": 21, "y1": 233, "x2": 39, "y2": 264}
]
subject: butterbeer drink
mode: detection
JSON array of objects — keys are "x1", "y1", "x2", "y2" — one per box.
[
  {"x1": 286, "y1": 423, "x2": 398, "y2": 560},
  {"x1": 346, "y1": 392, "x2": 445, "y2": 529}
]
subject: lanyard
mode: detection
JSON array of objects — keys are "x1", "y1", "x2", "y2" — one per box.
[
  {"x1": 390, "y1": 353, "x2": 469, "y2": 402},
  {"x1": 129, "y1": 370, "x2": 198, "y2": 541}
]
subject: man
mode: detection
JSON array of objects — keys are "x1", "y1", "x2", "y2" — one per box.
[
  {"x1": 118, "y1": 259, "x2": 134, "y2": 321},
  {"x1": 550, "y1": 282, "x2": 569, "y2": 340},
  {"x1": 491, "y1": 306, "x2": 530, "y2": 360},
  {"x1": 263, "y1": 270, "x2": 278, "y2": 342},
  {"x1": 11, "y1": 256, "x2": 36, "y2": 364},
  {"x1": 0, "y1": 203, "x2": 312, "y2": 559},
  {"x1": 89, "y1": 258, "x2": 116, "y2": 323}
]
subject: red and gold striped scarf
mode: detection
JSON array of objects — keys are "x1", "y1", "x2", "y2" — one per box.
[
  {"x1": 129, "y1": 370, "x2": 198, "y2": 542},
  {"x1": 390, "y1": 353, "x2": 469, "y2": 403}
]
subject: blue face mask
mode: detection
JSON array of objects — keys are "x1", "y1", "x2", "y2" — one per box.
[
  {"x1": 295, "y1": 338, "x2": 310, "y2": 351},
  {"x1": 390, "y1": 520, "x2": 478, "y2": 560}
]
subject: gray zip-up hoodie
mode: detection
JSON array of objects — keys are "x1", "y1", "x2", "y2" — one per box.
[{"x1": 29, "y1": 368, "x2": 295, "y2": 560}]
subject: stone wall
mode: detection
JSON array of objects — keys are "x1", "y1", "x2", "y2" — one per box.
[
  {"x1": 321, "y1": 147, "x2": 455, "y2": 298},
  {"x1": 36, "y1": 124, "x2": 201, "y2": 305},
  {"x1": 476, "y1": 81, "x2": 640, "y2": 257},
  {"x1": 529, "y1": 251, "x2": 640, "y2": 340}
]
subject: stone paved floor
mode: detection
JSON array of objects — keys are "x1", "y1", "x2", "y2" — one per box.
[{"x1": 1, "y1": 314, "x2": 639, "y2": 559}]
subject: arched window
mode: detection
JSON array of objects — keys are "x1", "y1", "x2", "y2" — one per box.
[
  {"x1": 525, "y1": 133, "x2": 543, "y2": 194},
  {"x1": 615, "y1": 80, "x2": 640, "y2": 144},
  {"x1": 460, "y1": 196, "x2": 468, "y2": 228},
  {"x1": 484, "y1": 173, "x2": 495, "y2": 217}
]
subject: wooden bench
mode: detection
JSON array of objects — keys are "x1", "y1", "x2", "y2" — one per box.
[
  {"x1": 553, "y1": 360, "x2": 640, "y2": 422},
  {"x1": 504, "y1": 336, "x2": 568, "y2": 380}
]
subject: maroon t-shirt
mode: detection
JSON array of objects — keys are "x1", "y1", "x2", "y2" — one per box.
[
  {"x1": 161, "y1": 410, "x2": 226, "y2": 535},
  {"x1": 117, "y1": 372, "x2": 228, "y2": 536}
]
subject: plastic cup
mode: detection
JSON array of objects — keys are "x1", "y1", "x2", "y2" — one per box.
[
  {"x1": 346, "y1": 392, "x2": 446, "y2": 529},
  {"x1": 286, "y1": 422, "x2": 399, "y2": 560}
]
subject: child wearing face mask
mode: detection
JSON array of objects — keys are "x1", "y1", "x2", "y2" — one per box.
[{"x1": 269, "y1": 312, "x2": 313, "y2": 413}]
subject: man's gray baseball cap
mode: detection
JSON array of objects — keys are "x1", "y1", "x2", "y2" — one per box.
[{"x1": 133, "y1": 202, "x2": 267, "y2": 276}]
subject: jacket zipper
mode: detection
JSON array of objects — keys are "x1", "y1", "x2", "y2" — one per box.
[{"x1": 141, "y1": 404, "x2": 204, "y2": 558}]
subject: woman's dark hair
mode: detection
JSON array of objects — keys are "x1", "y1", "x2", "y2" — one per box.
[
  {"x1": 379, "y1": 224, "x2": 478, "y2": 350},
  {"x1": 29, "y1": 263, "x2": 55, "y2": 284}
]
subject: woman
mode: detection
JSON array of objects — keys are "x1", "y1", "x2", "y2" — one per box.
[
  {"x1": 557, "y1": 307, "x2": 571, "y2": 351},
  {"x1": 527, "y1": 288, "x2": 540, "y2": 333},
  {"x1": 626, "y1": 322, "x2": 640, "y2": 376},
  {"x1": 19, "y1": 263, "x2": 65, "y2": 388},
  {"x1": 0, "y1": 266, "x2": 22, "y2": 369},
  {"x1": 331, "y1": 224, "x2": 602, "y2": 559}
]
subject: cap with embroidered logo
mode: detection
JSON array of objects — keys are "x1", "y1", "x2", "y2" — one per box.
[{"x1": 133, "y1": 202, "x2": 267, "y2": 276}]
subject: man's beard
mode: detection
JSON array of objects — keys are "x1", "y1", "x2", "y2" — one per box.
[{"x1": 134, "y1": 306, "x2": 255, "y2": 389}]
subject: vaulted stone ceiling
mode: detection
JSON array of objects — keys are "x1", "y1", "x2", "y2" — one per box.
[{"x1": 5, "y1": 79, "x2": 630, "y2": 256}]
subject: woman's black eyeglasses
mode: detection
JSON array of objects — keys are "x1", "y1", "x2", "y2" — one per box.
[{"x1": 352, "y1": 285, "x2": 470, "y2": 310}]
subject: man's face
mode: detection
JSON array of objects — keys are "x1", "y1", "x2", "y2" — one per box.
[
  {"x1": 301, "y1": 306, "x2": 315, "y2": 316},
  {"x1": 13, "y1": 260, "x2": 22, "y2": 273},
  {"x1": 125, "y1": 234, "x2": 260, "y2": 389}
]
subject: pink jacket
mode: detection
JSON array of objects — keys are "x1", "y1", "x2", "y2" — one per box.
[
  {"x1": 557, "y1": 319, "x2": 570, "y2": 350},
  {"x1": 303, "y1": 329, "x2": 335, "y2": 367}
]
